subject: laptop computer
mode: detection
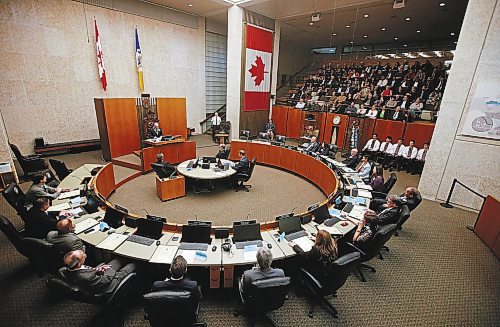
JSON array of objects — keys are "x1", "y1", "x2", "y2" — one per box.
[
  {"x1": 103, "y1": 207, "x2": 125, "y2": 229},
  {"x1": 278, "y1": 216, "x2": 307, "y2": 241},
  {"x1": 179, "y1": 224, "x2": 211, "y2": 251},
  {"x1": 232, "y1": 223, "x2": 263, "y2": 249},
  {"x1": 312, "y1": 203, "x2": 331, "y2": 225}
]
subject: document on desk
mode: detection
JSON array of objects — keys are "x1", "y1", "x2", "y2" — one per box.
[
  {"x1": 356, "y1": 189, "x2": 373, "y2": 199},
  {"x1": 355, "y1": 182, "x2": 372, "y2": 190},
  {"x1": 97, "y1": 234, "x2": 129, "y2": 251},
  {"x1": 343, "y1": 196, "x2": 368, "y2": 206},
  {"x1": 58, "y1": 190, "x2": 80, "y2": 200},
  {"x1": 74, "y1": 218, "x2": 99, "y2": 234},
  {"x1": 329, "y1": 208, "x2": 342, "y2": 218},
  {"x1": 317, "y1": 224, "x2": 342, "y2": 235},
  {"x1": 294, "y1": 236, "x2": 313, "y2": 252},
  {"x1": 348, "y1": 206, "x2": 368, "y2": 221},
  {"x1": 47, "y1": 203, "x2": 71, "y2": 212},
  {"x1": 215, "y1": 172, "x2": 226, "y2": 177},
  {"x1": 181, "y1": 250, "x2": 197, "y2": 264},
  {"x1": 69, "y1": 197, "x2": 83, "y2": 205},
  {"x1": 68, "y1": 207, "x2": 84, "y2": 216},
  {"x1": 243, "y1": 245, "x2": 258, "y2": 262},
  {"x1": 150, "y1": 245, "x2": 177, "y2": 264}
]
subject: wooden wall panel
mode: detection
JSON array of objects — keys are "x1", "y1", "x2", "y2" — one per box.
[
  {"x1": 359, "y1": 118, "x2": 377, "y2": 150},
  {"x1": 286, "y1": 109, "x2": 302, "y2": 139},
  {"x1": 374, "y1": 120, "x2": 405, "y2": 142},
  {"x1": 404, "y1": 123, "x2": 435, "y2": 148},
  {"x1": 95, "y1": 163, "x2": 116, "y2": 199},
  {"x1": 247, "y1": 142, "x2": 267, "y2": 164},
  {"x1": 323, "y1": 113, "x2": 349, "y2": 148},
  {"x1": 177, "y1": 141, "x2": 196, "y2": 162},
  {"x1": 316, "y1": 112, "x2": 328, "y2": 143},
  {"x1": 240, "y1": 105, "x2": 269, "y2": 137},
  {"x1": 474, "y1": 196, "x2": 500, "y2": 253},
  {"x1": 279, "y1": 148, "x2": 297, "y2": 172},
  {"x1": 229, "y1": 140, "x2": 248, "y2": 161},
  {"x1": 271, "y1": 106, "x2": 288, "y2": 136},
  {"x1": 142, "y1": 147, "x2": 158, "y2": 173},
  {"x1": 294, "y1": 152, "x2": 310, "y2": 178},
  {"x1": 157, "y1": 98, "x2": 187, "y2": 139},
  {"x1": 307, "y1": 159, "x2": 323, "y2": 190},
  {"x1": 103, "y1": 98, "x2": 140, "y2": 159}
]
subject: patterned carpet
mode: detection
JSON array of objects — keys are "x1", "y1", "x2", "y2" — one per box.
[{"x1": 0, "y1": 136, "x2": 498, "y2": 327}]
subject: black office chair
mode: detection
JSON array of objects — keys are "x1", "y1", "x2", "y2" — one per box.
[
  {"x1": 258, "y1": 132, "x2": 269, "y2": 141},
  {"x1": 49, "y1": 159, "x2": 73, "y2": 180},
  {"x1": 2, "y1": 183, "x2": 27, "y2": 216},
  {"x1": 239, "y1": 130, "x2": 250, "y2": 140},
  {"x1": 47, "y1": 267, "x2": 136, "y2": 309},
  {"x1": 143, "y1": 290, "x2": 206, "y2": 327},
  {"x1": 299, "y1": 252, "x2": 361, "y2": 318},
  {"x1": 395, "y1": 204, "x2": 411, "y2": 237},
  {"x1": 382, "y1": 172, "x2": 397, "y2": 194},
  {"x1": 9, "y1": 143, "x2": 48, "y2": 177},
  {"x1": 349, "y1": 224, "x2": 398, "y2": 282},
  {"x1": 83, "y1": 194, "x2": 99, "y2": 214},
  {"x1": 409, "y1": 191, "x2": 422, "y2": 211},
  {"x1": 234, "y1": 158, "x2": 257, "y2": 192},
  {"x1": 235, "y1": 276, "x2": 291, "y2": 326},
  {"x1": 328, "y1": 144, "x2": 338, "y2": 159}
]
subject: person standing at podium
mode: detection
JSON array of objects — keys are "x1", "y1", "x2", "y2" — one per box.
[{"x1": 147, "y1": 122, "x2": 163, "y2": 139}]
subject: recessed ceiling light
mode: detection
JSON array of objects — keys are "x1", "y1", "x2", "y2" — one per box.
[
  {"x1": 332, "y1": 33, "x2": 337, "y2": 36},
  {"x1": 309, "y1": 22, "x2": 314, "y2": 26},
  {"x1": 439, "y1": 2, "x2": 446, "y2": 7},
  {"x1": 405, "y1": 17, "x2": 411, "y2": 21},
  {"x1": 454, "y1": 41, "x2": 457, "y2": 44},
  {"x1": 450, "y1": 32, "x2": 455, "y2": 36},
  {"x1": 364, "y1": 14, "x2": 369, "y2": 18},
  {"x1": 350, "y1": 41, "x2": 354, "y2": 44},
  {"x1": 329, "y1": 49, "x2": 334, "y2": 52},
  {"x1": 394, "y1": 37, "x2": 399, "y2": 40},
  {"x1": 188, "y1": 3, "x2": 193, "y2": 7},
  {"x1": 416, "y1": 30, "x2": 421, "y2": 33},
  {"x1": 346, "y1": 25, "x2": 350, "y2": 28},
  {"x1": 403, "y1": 44, "x2": 408, "y2": 47},
  {"x1": 381, "y1": 27, "x2": 386, "y2": 31},
  {"x1": 363, "y1": 35, "x2": 368, "y2": 38}
]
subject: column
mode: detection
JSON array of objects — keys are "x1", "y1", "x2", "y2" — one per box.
[
  {"x1": 270, "y1": 19, "x2": 281, "y2": 118},
  {"x1": 226, "y1": 5, "x2": 244, "y2": 138}
]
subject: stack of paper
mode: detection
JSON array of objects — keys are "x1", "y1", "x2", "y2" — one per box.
[
  {"x1": 294, "y1": 236, "x2": 313, "y2": 252},
  {"x1": 356, "y1": 182, "x2": 373, "y2": 190},
  {"x1": 181, "y1": 250, "x2": 197, "y2": 264},
  {"x1": 97, "y1": 234, "x2": 129, "y2": 251},
  {"x1": 47, "y1": 203, "x2": 71, "y2": 212},
  {"x1": 150, "y1": 246, "x2": 177, "y2": 264},
  {"x1": 74, "y1": 218, "x2": 99, "y2": 234},
  {"x1": 58, "y1": 190, "x2": 80, "y2": 200},
  {"x1": 243, "y1": 245, "x2": 258, "y2": 261},
  {"x1": 357, "y1": 189, "x2": 373, "y2": 199}
]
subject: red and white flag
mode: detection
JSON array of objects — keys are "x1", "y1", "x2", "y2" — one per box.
[
  {"x1": 94, "y1": 19, "x2": 107, "y2": 91},
  {"x1": 244, "y1": 24, "x2": 273, "y2": 111}
]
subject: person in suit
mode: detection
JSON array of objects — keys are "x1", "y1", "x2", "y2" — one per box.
[
  {"x1": 265, "y1": 119, "x2": 276, "y2": 140},
  {"x1": 25, "y1": 173, "x2": 69, "y2": 207},
  {"x1": 156, "y1": 153, "x2": 176, "y2": 177},
  {"x1": 47, "y1": 218, "x2": 85, "y2": 254},
  {"x1": 147, "y1": 122, "x2": 163, "y2": 139},
  {"x1": 411, "y1": 142, "x2": 429, "y2": 175},
  {"x1": 25, "y1": 197, "x2": 65, "y2": 239},
  {"x1": 391, "y1": 106, "x2": 404, "y2": 121},
  {"x1": 315, "y1": 142, "x2": 330, "y2": 156},
  {"x1": 342, "y1": 148, "x2": 360, "y2": 169},
  {"x1": 356, "y1": 155, "x2": 372, "y2": 181},
  {"x1": 375, "y1": 136, "x2": 393, "y2": 163},
  {"x1": 370, "y1": 186, "x2": 419, "y2": 212},
  {"x1": 151, "y1": 255, "x2": 201, "y2": 302},
  {"x1": 402, "y1": 140, "x2": 418, "y2": 172},
  {"x1": 289, "y1": 229, "x2": 338, "y2": 281},
  {"x1": 232, "y1": 150, "x2": 250, "y2": 174},
  {"x1": 386, "y1": 138, "x2": 406, "y2": 170},
  {"x1": 362, "y1": 133, "x2": 380, "y2": 159},
  {"x1": 304, "y1": 136, "x2": 319, "y2": 153},
  {"x1": 215, "y1": 144, "x2": 229, "y2": 160},
  {"x1": 62, "y1": 250, "x2": 136, "y2": 295},
  {"x1": 377, "y1": 195, "x2": 403, "y2": 225},
  {"x1": 239, "y1": 247, "x2": 285, "y2": 302}
]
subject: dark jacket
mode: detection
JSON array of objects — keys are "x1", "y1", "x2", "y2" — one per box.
[
  {"x1": 377, "y1": 207, "x2": 400, "y2": 225},
  {"x1": 343, "y1": 154, "x2": 360, "y2": 169},
  {"x1": 46, "y1": 231, "x2": 85, "y2": 254},
  {"x1": 148, "y1": 127, "x2": 163, "y2": 139},
  {"x1": 305, "y1": 142, "x2": 320, "y2": 153},
  {"x1": 234, "y1": 156, "x2": 250, "y2": 174},
  {"x1": 25, "y1": 207, "x2": 58, "y2": 239},
  {"x1": 64, "y1": 266, "x2": 129, "y2": 294},
  {"x1": 292, "y1": 245, "x2": 336, "y2": 281},
  {"x1": 152, "y1": 278, "x2": 202, "y2": 303},
  {"x1": 241, "y1": 267, "x2": 285, "y2": 296}
]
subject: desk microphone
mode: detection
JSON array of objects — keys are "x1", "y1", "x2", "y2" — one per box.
[
  {"x1": 246, "y1": 213, "x2": 250, "y2": 220},
  {"x1": 195, "y1": 215, "x2": 198, "y2": 221},
  {"x1": 290, "y1": 207, "x2": 298, "y2": 215},
  {"x1": 143, "y1": 208, "x2": 149, "y2": 217}
]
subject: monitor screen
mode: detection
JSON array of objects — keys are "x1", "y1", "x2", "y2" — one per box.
[
  {"x1": 187, "y1": 220, "x2": 212, "y2": 227},
  {"x1": 335, "y1": 196, "x2": 343, "y2": 206},
  {"x1": 313, "y1": 203, "x2": 330, "y2": 224},
  {"x1": 278, "y1": 216, "x2": 302, "y2": 235},
  {"x1": 103, "y1": 207, "x2": 125, "y2": 229},
  {"x1": 202, "y1": 157, "x2": 217, "y2": 163},
  {"x1": 181, "y1": 224, "x2": 211, "y2": 244},
  {"x1": 233, "y1": 220, "x2": 257, "y2": 226},
  {"x1": 115, "y1": 204, "x2": 128, "y2": 213},
  {"x1": 342, "y1": 202, "x2": 354, "y2": 213},
  {"x1": 136, "y1": 218, "x2": 163, "y2": 240},
  {"x1": 232, "y1": 223, "x2": 261, "y2": 243},
  {"x1": 146, "y1": 215, "x2": 167, "y2": 223}
]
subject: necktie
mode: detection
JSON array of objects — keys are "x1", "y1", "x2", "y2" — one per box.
[
  {"x1": 370, "y1": 140, "x2": 375, "y2": 150},
  {"x1": 395, "y1": 145, "x2": 401, "y2": 156},
  {"x1": 357, "y1": 163, "x2": 364, "y2": 172},
  {"x1": 407, "y1": 147, "x2": 413, "y2": 158},
  {"x1": 383, "y1": 143, "x2": 389, "y2": 152},
  {"x1": 422, "y1": 149, "x2": 427, "y2": 161},
  {"x1": 393, "y1": 112, "x2": 398, "y2": 119}
]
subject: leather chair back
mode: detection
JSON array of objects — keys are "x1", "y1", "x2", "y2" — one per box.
[
  {"x1": 245, "y1": 158, "x2": 257, "y2": 181},
  {"x1": 383, "y1": 172, "x2": 397, "y2": 194},
  {"x1": 328, "y1": 144, "x2": 338, "y2": 158},
  {"x1": 0, "y1": 215, "x2": 25, "y2": 255},
  {"x1": 244, "y1": 276, "x2": 291, "y2": 315},
  {"x1": 2, "y1": 183, "x2": 27, "y2": 215},
  {"x1": 9, "y1": 143, "x2": 23, "y2": 162},
  {"x1": 411, "y1": 191, "x2": 422, "y2": 211},
  {"x1": 322, "y1": 252, "x2": 361, "y2": 294},
  {"x1": 9, "y1": 143, "x2": 47, "y2": 175},
  {"x1": 396, "y1": 205, "x2": 411, "y2": 230},
  {"x1": 143, "y1": 290, "x2": 199, "y2": 327},
  {"x1": 362, "y1": 224, "x2": 398, "y2": 262},
  {"x1": 49, "y1": 159, "x2": 71, "y2": 180}
]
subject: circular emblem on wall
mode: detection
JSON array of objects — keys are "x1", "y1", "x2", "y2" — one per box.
[
  {"x1": 333, "y1": 116, "x2": 341, "y2": 125},
  {"x1": 142, "y1": 97, "x2": 150, "y2": 109},
  {"x1": 471, "y1": 116, "x2": 493, "y2": 132}
]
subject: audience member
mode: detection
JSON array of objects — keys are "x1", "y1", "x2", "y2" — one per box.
[
  {"x1": 46, "y1": 218, "x2": 85, "y2": 254},
  {"x1": 362, "y1": 134, "x2": 380, "y2": 158},
  {"x1": 25, "y1": 173, "x2": 68, "y2": 207},
  {"x1": 384, "y1": 138, "x2": 405, "y2": 169},
  {"x1": 402, "y1": 140, "x2": 418, "y2": 172},
  {"x1": 375, "y1": 136, "x2": 393, "y2": 163},
  {"x1": 295, "y1": 98, "x2": 306, "y2": 109},
  {"x1": 411, "y1": 142, "x2": 429, "y2": 175},
  {"x1": 343, "y1": 148, "x2": 360, "y2": 169},
  {"x1": 370, "y1": 165, "x2": 385, "y2": 192}
]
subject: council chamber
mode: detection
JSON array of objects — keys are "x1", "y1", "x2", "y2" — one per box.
[{"x1": 0, "y1": 1, "x2": 498, "y2": 327}]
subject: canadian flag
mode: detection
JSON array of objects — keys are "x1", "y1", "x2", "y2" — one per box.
[
  {"x1": 94, "y1": 19, "x2": 107, "y2": 91},
  {"x1": 244, "y1": 24, "x2": 273, "y2": 111}
]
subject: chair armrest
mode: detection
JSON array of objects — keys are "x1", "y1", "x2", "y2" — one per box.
[
  {"x1": 300, "y1": 268, "x2": 323, "y2": 291},
  {"x1": 106, "y1": 272, "x2": 136, "y2": 306},
  {"x1": 345, "y1": 242, "x2": 366, "y2": 256},
  {"x1": 371, "y1": 191, "x2": 387, "y2": 199},
  {"x1": 23, "y1": 155, "x2": 44, "y2": 161}
]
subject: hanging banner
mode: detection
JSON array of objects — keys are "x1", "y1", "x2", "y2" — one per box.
[{"x1": 244, "y1": 24, "x2": 273, "y2": 111}]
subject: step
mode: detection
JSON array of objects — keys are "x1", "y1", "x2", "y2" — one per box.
[
  {"x1": 111, "y1": 153, "x2": 142, "y2": 171},
  {"x1": 113, "y1": 164, "x2": 142, "y2": 188}
]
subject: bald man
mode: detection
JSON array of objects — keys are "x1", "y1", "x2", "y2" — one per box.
[
  {"x1": 46, "y1": 218, "x2": 84, "y2": 254},
  {"x1": 63, "y1": 250, "x2": 136, "y2": 294}
]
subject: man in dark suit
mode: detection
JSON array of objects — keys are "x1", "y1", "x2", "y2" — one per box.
[
  {"x1": 233, "y1": 150, "x2": 250, "y2": 174},
  {"x1": 25, "y1": 197, "x2": 59, "y2": 239},
  {"x1": 304, "y1": 136, "x2": 320, "y2": 153},
  {"x1": 239, "y1": 247, "x2": 285, "y2": 302},
  {"x1": 342, "y1": 148, "x2": 360, "y2": 169},
  {"x1": 62, "y1": 250, "x2": 136, "y2": 294},
  {"x1": 25, "y1": 173, "x2": 69, "y2": 207},
  {"x1": 156, "y1": 153, "x2": 177, "y2": 176},
  {"x1": 46, "y1": 218, "x2": 85, "y2": 254},
  {"x1": 151, "y1": 255, "x2": 201, "y2": 302},
  {"x1": 215, "y1": 144, "x2": 230, "y2": 160},
  {"x1": 377, "y1": 195, "x2": 403, "y2": 225},
  {"x1": 147, "y1": 122, "x2": 163, "y2": 139}
]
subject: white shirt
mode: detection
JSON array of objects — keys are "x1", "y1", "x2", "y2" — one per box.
[
  {"x1": 403, "y1": 146, "x2": 418, "y2": 159},
  {"x1": 389, "y1": 143, "x2": 405, "y2": 156},
  {"x1": 365, "y1": 110, "x2": 378, "y2": 119},
  {"x1": 379, "y1": 142, "x2": 393, "y2": 153},
  {"x1": 410, "y1": 102, "x2": 423, "y2": 111},
  {"x1": 211, "y1": 115, "x2": 221, "y2": 126},
  {"x1": 416, "y1": 148, "x2": 428, "y2": 161},
  {"x1": 295, "y1": 102, "x2": 306, "y2": 109},
  {"x1": 400, "y1": 100, "x2": 409, "y2": 109},
  {"x1": 363, "y1": 139, "x2": 380, "y2": 151},
  {"x1": 357, "y1": 162, "x2": 372, "y2": 179}
]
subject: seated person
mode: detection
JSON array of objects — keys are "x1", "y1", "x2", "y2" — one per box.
[
  {"x1": 232, "y1": 150, "x2": 250, "y2": 174},
  {"x1": 156, "y1": 153, "x2": 177, "y2": 176},
  {"x1": 304, "y1": 136, "x2": 319, "y2": 153},
  {"x1": 384, "y1": 138, "x2": 406, "y2": 170},
  {"x1": 370, "y1": 186, "x2": 419, "y2": 211},
  {"x1": 375, "y1": 136, "x2": 393, "y2": 163},
  {"x1": 215, "y1": 144, "x2": 230, "y2": 159},
  {"x1": 370, "y1": 165, "x2": 385, "y2": 192},
  {"x1": 25, "y1": 173, "x2": 69, "y2": 207},
  {"x1": 356, "y1": 155, "x2": 372, "y2": 181},
  {"x1": 289, "y1": 230, "x2": 338, "y2": 280},
  {"x1": 365, "y1": 105, "x2": 378, "y2": 119},
  {"x1": 147, "y1": 122, "x2": 163, "y2": 139},
  {"x1": 62, "y1": 250, "x2": 137, "y2": 295},
  {"x1": 295, "y1": 98, "x2": 306, "y2": 109},
  {"x1": 25, "y1": 197, "x2": 70, "y2": 239},
  {"x1": 401, "y1": 140, "x2": 418, "y2": 172},
  {"x1": 377, "y1": 195, "x2": 403, "y2": 225},
  {"x1": 356, "y1": 104, "x2": 367, "y2": 116},
  {"x1": 47, "y1": 218, "x2": 85, "y2": 254},
  {"x1": 362, "y1": 134, "x2": 380, "y2": 158},
  {"x1": 316, "y1": 142, "x2": 330, "y2": 156},
  {"x1": 265, "y1": 119, "x2": 276, "y2": 140},
  {"x1": 411, "y1": 142, "x2": 429, "y2": 175},
  {"x1": 151, "y1": 255, "x2": 201, "y2": 303},
  {"x1": 239, "y1": 247, "x2": 285, "y2": 302},
  {"x1": 342, "y1": 148, "x2": 360, "y2": 169},
  {"x1": 353, "y1": 210, "x2": 379, "y2": 251},
  {"x1": 391, "y1": 106, "x2": 404, "y2": 121}
]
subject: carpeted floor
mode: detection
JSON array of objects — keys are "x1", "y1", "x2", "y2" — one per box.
[{"x1": 1, "y1": 135, "x2": 498, "y2": 327}]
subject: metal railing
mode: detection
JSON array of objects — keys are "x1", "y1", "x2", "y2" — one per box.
[{"x1": 200, "y1": 104, "x2": 226, "y2": 134}]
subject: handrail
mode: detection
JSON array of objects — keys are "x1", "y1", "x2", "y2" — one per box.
[
  {"x1": 199, "y1": 104, "x2": 226, "y2": 126},
  {"x1": 440, "y1": 178, "x2": 486, "y2": 209},
  {"x1": 276, "y1": 61, "x2": 317, "y2": 93}
]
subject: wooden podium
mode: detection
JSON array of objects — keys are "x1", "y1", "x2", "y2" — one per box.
[{"x1": 156, "y1": 175, "x2": 185, "y2": 201}]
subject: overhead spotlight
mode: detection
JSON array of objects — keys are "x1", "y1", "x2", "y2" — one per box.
[
  {"x1": 416, "y1": 30, "x2": 421, "y2": 33},
  {"x1": 332, "y1": 33, "x2": 337, "y2": 36},
  {"x1": 363, "y1": 35, "x2": 368, "y2": 38},
  {"x1": 381, "y1": 27, "x2": 386, "y2": 31},
  {"x1": 188, "y1": 3, "x2": 193, "y2": 7},
  {"x1": 350, "y1": 41, "x2": 354, "y2": 44},
  {"x1": 454, "y1": 41, "x2": 457, "y2": 44},
  {"x1": 346, "y1": 25, "x2": 351, "y2": 28},
  {"x1": 364, "y1": 14, "x2": 369, "y2": 18},
  {"x1": 405, "y1": 17, "x2": 411, "y2": 21},
  {"x1": 394, "y1": 37, "x2": 399, "y2": 40},
  {"x1": 439, "y1": 2, "x2": 446, "y2": 7},
  {"x1": 403, "y1": 44, "x2": 408, "y2": 47},
  {"x1": 309, "y1": 22, "x2": 314, "y2": 26},
  {"x1": 450, "y1": 32, "x2": 455, "y2": 36}
]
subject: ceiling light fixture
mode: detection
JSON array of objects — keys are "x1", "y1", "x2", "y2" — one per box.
[
  {"x1": 416, "y1": 30, "x2": 421, "y2": 33},
  {"x1": 394, "y1": 37, "x2": 399, "y2": 40},
  {"x1": 439, "y1": 2, "x2": 446, "y2": 7},
  {"x1": 188, "y1": 3, "x2": 193, "y2": 7},
  {"x1": 450, "y1": 32, "x2": 455, "y2": 36},
  {"x1": 381, "y1": 27, "x2": 386, "y2": 31},
  {"x1": 405, "y1": 17, "x2": 411, "y2": 21},
  {"x1": 346, "y1": 25, "x2": 351, "y2": 28},
  {"x1": 364, "y1": 14, "x2": 369, "y2": 18},
  {"x1": 363, "y1": 35, "x2": 368, "y2": 38},
  {"x1": 350, "y1": 41, "x2": 354, "y2": 44},
  {"x1": 332, "y1": 33, "x2": 337, "y2": 36},
  {"x1": 403, "y1": 44, "x2": 408, "y2": 47},
  {"x1": 310, "y1": 22, "x2": 314, "y2": 26}
]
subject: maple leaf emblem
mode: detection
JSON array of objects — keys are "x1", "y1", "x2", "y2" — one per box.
[{"x1": 248, "y1": 56, "x2": 266, "y2": 86}]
